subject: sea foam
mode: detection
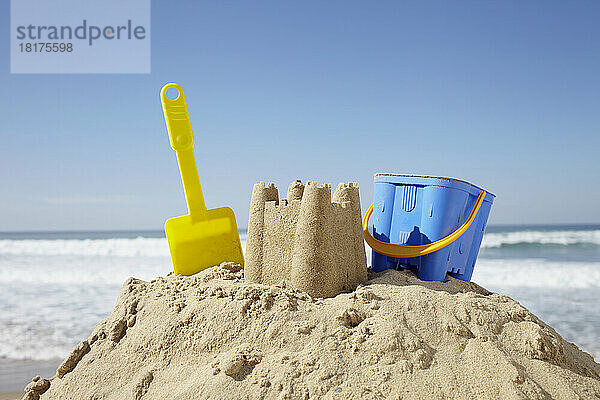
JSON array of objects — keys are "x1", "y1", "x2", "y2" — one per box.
[{"x1": 482, "y1": 229, "x2": 600, "y2": 248}]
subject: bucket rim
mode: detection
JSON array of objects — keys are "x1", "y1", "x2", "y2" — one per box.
[{"x1": 374, "y1": 173, "x2": 496, "y2": 199}]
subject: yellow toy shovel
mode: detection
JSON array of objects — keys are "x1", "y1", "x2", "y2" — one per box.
[{"x1": 160, "y1": 83, "x2": 244, "y2": 275}]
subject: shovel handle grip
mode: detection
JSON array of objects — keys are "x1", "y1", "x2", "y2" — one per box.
[
  {"x1": 161, "y1": 83, "x2": 194, "y2": 151},
  {"x1": 161, "y1": 83, "x2": 207, "y2": 218}
]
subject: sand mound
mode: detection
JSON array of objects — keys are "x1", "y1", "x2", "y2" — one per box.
[{"x1": 27, "y1": 264, "x2": 600, "y2": 400}]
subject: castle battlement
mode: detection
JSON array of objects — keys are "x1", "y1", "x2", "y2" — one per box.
[{"x1": 245, "y1": 180, "x2": 367, "y2": 298}]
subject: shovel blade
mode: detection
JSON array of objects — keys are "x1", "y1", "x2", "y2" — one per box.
[{"x1": 165, "y1": 207, "x2": 244, "y2": 275}]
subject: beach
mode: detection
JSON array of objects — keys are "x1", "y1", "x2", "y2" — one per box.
[
  {"x1": 0, "y1": 394, "x2": 21, "y2": 400},
  {"x1": 1, "y1": 225, "x2": 599, "y2": 396}
]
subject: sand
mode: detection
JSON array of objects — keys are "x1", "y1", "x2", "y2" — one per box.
[
  {"x1": 0, "y1": 359, "x2": 60, "y2": 399},
  {"x1": 0, "y1": 394, "x2": 21, "y2": 400},
  {"x1": 24, "y1": 263, "x2": 600, "y2": 400}
]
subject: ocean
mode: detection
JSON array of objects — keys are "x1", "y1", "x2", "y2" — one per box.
[{"x1": 1, "y1": 225, "x2": 599, "y2": 390}]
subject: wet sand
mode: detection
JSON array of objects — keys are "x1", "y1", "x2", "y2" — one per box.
[
  {"x1": 0, "y1": 393, "x2": 21, "y2": 400},
  {"x1": 0, "y1": 359, "x2": 60, "y2": 393}
]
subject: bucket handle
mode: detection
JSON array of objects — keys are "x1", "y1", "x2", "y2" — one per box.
[{"x1": 363, "y1": 190, "x2": 486, "y2": 258}]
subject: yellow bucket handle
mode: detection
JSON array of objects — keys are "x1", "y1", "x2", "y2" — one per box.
[{"x1": 363, "y1": 190, "x2": 486, "y2": 258}]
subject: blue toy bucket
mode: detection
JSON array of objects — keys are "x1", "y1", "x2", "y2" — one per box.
[{"x1": 363, "y1": 174, "x2": 495, "y2": 282}]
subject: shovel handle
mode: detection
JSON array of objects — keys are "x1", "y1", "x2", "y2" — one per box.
[{"x1": 161, "y1": 83, "x2": 207, "y2": 218}]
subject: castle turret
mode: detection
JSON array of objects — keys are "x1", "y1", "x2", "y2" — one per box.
[
  {"x1": 245, "y1": 182, "x2": 279, "y2": 283},
  {"x1": 333, "y1": 182, "x2": 367, "y2": 291},
  {"x1": 287, "y1": 180, "x2": 304, "y2": 201},
  {"x1": 290, "y1": 182, "x2": 336, "y2": 297}
]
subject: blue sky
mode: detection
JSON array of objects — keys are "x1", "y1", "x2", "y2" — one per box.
[{"x1": 1, "y1": 1, "x2": 599, "y2": 231}]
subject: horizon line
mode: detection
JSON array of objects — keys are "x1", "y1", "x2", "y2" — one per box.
[{"x1": 2, "y1": 222, "x2": 600, "y2": 235}]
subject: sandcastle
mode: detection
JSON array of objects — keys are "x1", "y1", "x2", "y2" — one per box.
[{"x1": 245, "y1": 180, "x2": 367, "y2": 298}]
